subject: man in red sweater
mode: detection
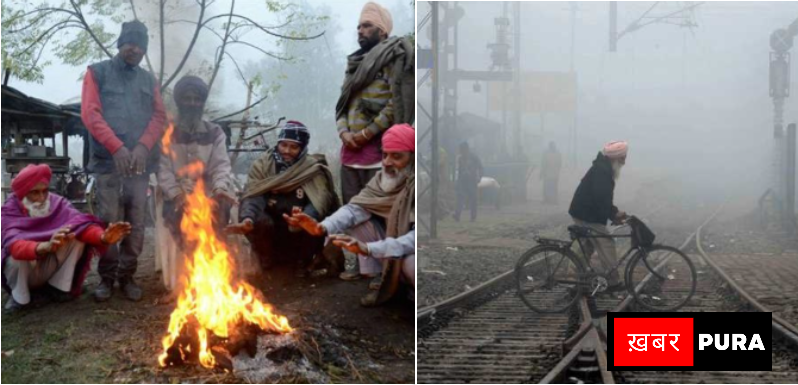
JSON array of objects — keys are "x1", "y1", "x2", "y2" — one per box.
[
  {"x1": 2, "y1": 164, "x2": 131, "y2": 313},
  {"x1": 81, "y1": 20, "x2": 166, "y2": 302}
]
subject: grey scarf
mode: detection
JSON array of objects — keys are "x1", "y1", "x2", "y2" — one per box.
[{"x1": 335, "y1": 36, "x2": 415, "y2": 125}]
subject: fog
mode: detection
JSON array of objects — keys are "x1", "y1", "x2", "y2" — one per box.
[
  {"x1": 417, "y1": 1, "x2": 798, "y2": 226},
  {"x1": 5, "y1": 0, "x2": 414, "y2": 168}
]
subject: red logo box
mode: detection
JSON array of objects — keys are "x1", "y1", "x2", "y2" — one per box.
[{"x1": 612, "y1": 317, "x2": 694, "y2": 367}]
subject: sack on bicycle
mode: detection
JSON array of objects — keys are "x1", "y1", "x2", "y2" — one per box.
[{"x1": 628, "y1": 216, "x2": 656, "y2": 248}]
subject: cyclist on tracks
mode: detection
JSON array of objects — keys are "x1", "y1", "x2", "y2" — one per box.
[{"x1": 568, "y1": 140, "x2": 629, "y2": 291}]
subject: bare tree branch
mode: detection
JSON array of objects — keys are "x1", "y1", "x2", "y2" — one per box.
[
  {"x1": 166, "y1": 18, "x2": 237, "y2": 38},
  {"x1": 5, "y1": 9, "x2": 75, "y2": 34},
  {"x1": 68, "y1": 0, "x2": 113, "y2": 58},
  {"x1": 211, "y1": 93, "x2": 269, "y2": 122},
  {"x1": 160, "y1": 0, "x2": 207, "y2": 91},
  {"x1": 223, "y1": 50, "x2": 247, "y2": 87},
  {"x1": 31, "y1": 28, "x2": 60, "y2": 68},
  {"x1": 3, "y1": 7, "x2": 77, "y2": 26},
  {"x1": 228, "y1": 40, "x2": 290, "y2": 61},
  {"x1": 18, "y1": 19, "x2": 78, "y2": 56},
  {"x1": 207, "y1": 0, "x2": 235, "y2": 93},
  {"x1": 201, "y1": 13, "x2": 325, "y2": 41}
]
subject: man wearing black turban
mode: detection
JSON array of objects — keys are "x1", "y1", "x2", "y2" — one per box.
[{"x1": 156, "y1": 75, "x2": 236, "y2": 292}]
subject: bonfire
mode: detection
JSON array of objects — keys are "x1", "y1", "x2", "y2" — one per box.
[{"x1": 157, "y1": 124, "x2": 293, "y2": 370}]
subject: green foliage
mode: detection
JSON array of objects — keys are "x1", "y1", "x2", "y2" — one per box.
[
  {"x1": 1, "y1": 0, "x2": 126, "y2": 83},
  {"x1": 56, "y1": 21, "x2": 115, "y2": 67},
  {"x1": 2, "y1": 0, "x2": 325, "y2": 88}
]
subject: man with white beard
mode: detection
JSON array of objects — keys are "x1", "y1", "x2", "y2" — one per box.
[
  {"x1": 287, "y1": 124, "x2": 415, "y2": 307},
  {"x1": 2, "y1": 164, "x2": 131, "y2": 313},
  {"x1": 568, "y1": 141, "x2": 629, "y2": 290}
]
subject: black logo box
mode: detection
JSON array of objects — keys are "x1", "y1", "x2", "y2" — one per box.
[{"x1": 607, "y1": 312, "x2": 772, "y2": 371}]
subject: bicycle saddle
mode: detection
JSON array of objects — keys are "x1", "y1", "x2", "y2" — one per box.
[{"x1": 567, "y1": 225, "x2": 592, "y2": 237}]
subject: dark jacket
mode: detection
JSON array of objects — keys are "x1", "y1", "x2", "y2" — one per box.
[
  {"x1": 457, "y1": 152, "x2": 483, "y2": 188},
  {"x1": 87, "y1": 56, "x2": 159, "y2": 173},
  {"x1": 239, "y1": 186, "x2": 320, "y2": 224},
  {"x1": 238, "y1": 154, "x2": 321, "y2": 224},
  {"x1": 568, "y1": 152, "x2": 619, "y2": 225}
]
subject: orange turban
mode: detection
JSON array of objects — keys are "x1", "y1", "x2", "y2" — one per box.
[{"x1": 360, "y1": 2, "x2": 393, "y2": 36}]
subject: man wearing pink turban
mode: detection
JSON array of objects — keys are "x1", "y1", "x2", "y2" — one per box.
[
  {"x1": 335, "y1": 1, "x2": 414, "y2": 280},
  {"x1": 568, "y1": 141, "x2": 629, "y2": 290},
  {"x1": 2, "y1": 164, "x2": 131, "y2": 313},
  {"x1": 286, "y1": 124, "x2": 415, "y2": 307}
]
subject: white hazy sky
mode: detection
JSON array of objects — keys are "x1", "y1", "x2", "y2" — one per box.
[
  {"x1": 7, "y1": 0, "x2": 414, "y2": 106},
  {"x1": 416, "y1": 1, "x2": 798, "y2": 200}
]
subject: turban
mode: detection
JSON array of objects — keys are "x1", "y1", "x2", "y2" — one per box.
[
  {"x1": 360, "y1": 2, "x2": 393, "y2": 36},
  {"x1": 602, "y1": 140, "x2": 628, "y2": 159},
  {"x1": 382, "y1": 124, "x2": 415, "y2": 153},
  {"x1": 174, "y1": 75, "x2": 209, "y2": 103},
  {"x1": 118, "y1": 20, "x2": 148, "y2": 51},
  {"x1": 11, "y1": 164, "x2": 52, "y2": 199}
]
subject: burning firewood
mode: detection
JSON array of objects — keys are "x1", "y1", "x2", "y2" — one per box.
[{"x1": 157, "y1": 133, "x2": 293, "y2": 371}]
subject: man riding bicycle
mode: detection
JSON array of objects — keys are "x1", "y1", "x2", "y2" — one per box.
[{"x1": 568, "y1": 141, "x2": 629, "y2": 291}]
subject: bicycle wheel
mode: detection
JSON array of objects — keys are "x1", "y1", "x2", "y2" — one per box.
[
  {"x1": 515, "y1": 245, "x2": 583, "y2": 313},
  {"x1": 625, "y1": 245, "x2": 697, "y2": 311}
]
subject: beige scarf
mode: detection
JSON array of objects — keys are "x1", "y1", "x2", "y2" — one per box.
[
  {"x1": 243, "y1": 150, "x2": 339, "y2": 218},
  {"x1": 350, "y1": 171, "x2": 415, "y2": 305}
]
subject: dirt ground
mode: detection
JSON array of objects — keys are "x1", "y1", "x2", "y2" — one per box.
[
  {"x1": 417, "y1": 200, "x2": 573, "y2": 308},
  {"x1": 1, "y1": 229, "x2": 415, "y2": 384}
]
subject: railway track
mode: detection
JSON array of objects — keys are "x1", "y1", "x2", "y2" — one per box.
[
  {"x1": 417, "y1": 204, "x2": 679, "y2": 383},
  {"x1": 418, "y1": 202, "x2": 798, "y2": 384},
  {"x1": 549, "y1": 203, "x2": 798, "y2": 384}
]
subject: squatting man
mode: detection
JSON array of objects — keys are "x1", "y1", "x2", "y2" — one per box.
[
  {"x1": 285, "y1": 123, "x2": 416, "y2": 307},
  {"x1": 2, "y1": 164, "x2": 131, "y2": 312}
]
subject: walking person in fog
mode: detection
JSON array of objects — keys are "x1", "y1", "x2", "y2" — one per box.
[
  {"x1": 454, "y1": 142, "x2": 483, "y2": 222},
  {"x1": 541, "y1": 141, "x2": 562, "y2": 204}
]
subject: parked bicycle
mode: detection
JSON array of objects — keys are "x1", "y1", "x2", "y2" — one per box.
[{"x1": 515, "y1": 216, "x2": 697, "y2": 313}]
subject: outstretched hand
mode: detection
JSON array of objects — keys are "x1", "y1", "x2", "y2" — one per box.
[
  {"x1": 102, "y1": 222, "x2": 132, "y2": 245},
  {"x1": 330, "y1": 234, "x2": 369, "y2": 255},
  {"x1": 283, "y1": 207, "x2": 325, "y2": 236},
  {"x1": 37, "y1": 225, "x2": 75, "y2": 255},
  {"x1": 225, "y1": 218, "x2": 254, "y2": 235},
  {"x1": 213, "y1": 189, "x2": 239, "y2": 206}
]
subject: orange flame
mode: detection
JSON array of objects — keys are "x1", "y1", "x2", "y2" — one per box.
[
  {"x1": 157, "y1": 160, "x2": 292, "y2": 369},
  {"x1": 162, "y1": 122, "x2": 175, "y2": 159}
]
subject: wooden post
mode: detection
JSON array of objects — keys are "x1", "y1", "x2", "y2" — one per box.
[{"x1": 62, "y1": 128, "x2": 69, "y2": 159}]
